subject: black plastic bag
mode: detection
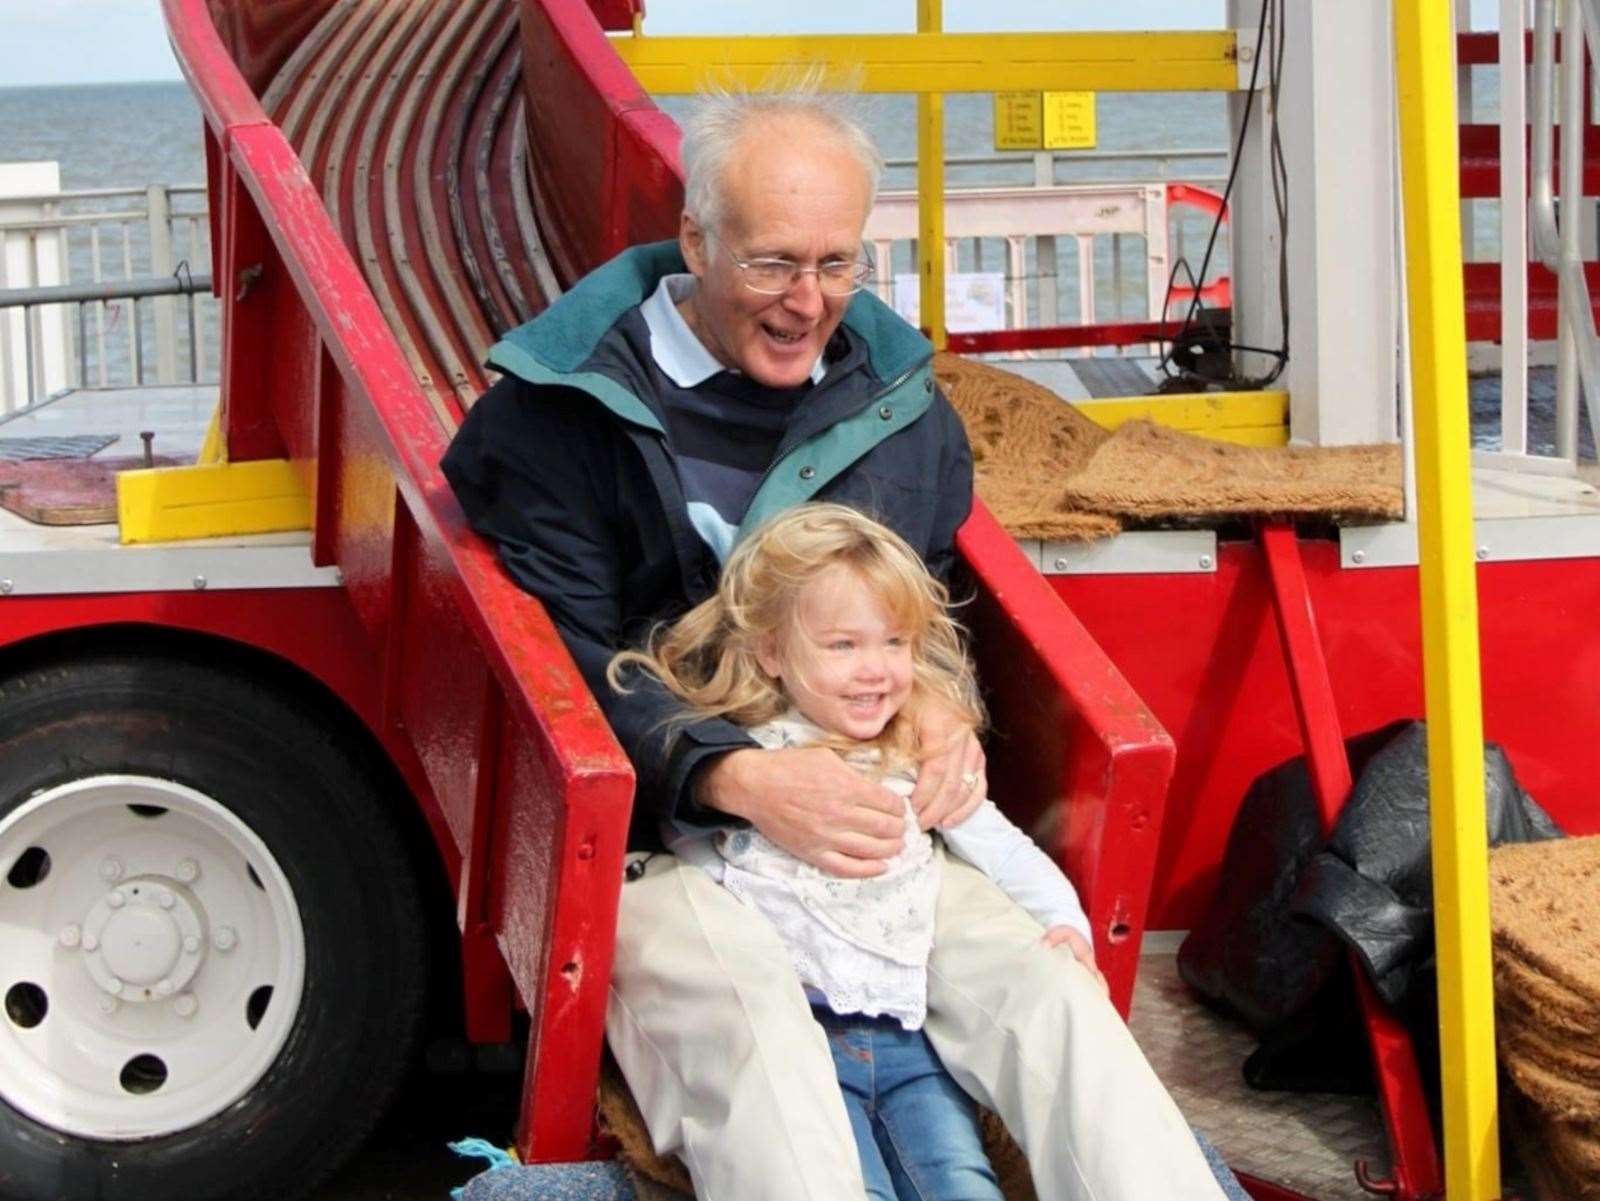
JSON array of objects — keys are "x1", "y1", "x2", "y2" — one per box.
[{"x1": 1178, "y1": 720, "x2": 1562, "y2": 1094}]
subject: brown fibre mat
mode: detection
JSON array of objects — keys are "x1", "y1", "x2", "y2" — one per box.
[
  {"x1": 597, "y1": 1056, "x2": 1039, "y2": 1201},
  {"x1": 932, "y1": 354, "x2": 1405, "y2": 540},
  {"x1": 933, "y1": 353, "x2": 1118, "y2": 542},
  {"x1": 1492, "y1": 836, "x2": 1600, "y2": 1000},
  {"x1": 1491, "y1": 837, "x2": 1600, "y2": 1199}
]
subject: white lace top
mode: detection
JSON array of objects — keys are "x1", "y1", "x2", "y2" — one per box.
[{"x1": 666, "y1": 712, "x2": 1091, "y2": 1030}]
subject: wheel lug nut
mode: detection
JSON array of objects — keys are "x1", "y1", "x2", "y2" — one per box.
[
  {"x1": 174, "y1": 994, "x2": 197, "y2": 1018},
  {"x1": 82, "y1": 933, "x2": 99, "y2": 952},
  {"x1": 156, "y1": 979, "x2": 174, "y2": 996},
  {"x1": 175, "y1": 858, "x2": 200, "y2": 883},
  {"x1": 107, "y1": 889, "x2": 126, "y2": 909},
  {"x1": 58, "y1": 924, "x2": 81, "y2": 949},
  {"x1": 99, "y1": 857, "x2": 124, "y2": 883},
  {"x1": 105, "y1": 978, "x2": 124, "y2": 996},
  {"x1": 98, "y1": 995, "x2": 119, "y2": 1014},
  {"x1": 213, "y1": 926, "x2": 237, "y2": 952},
  {"x1": 183, "y1": 936, "x2": 200, "y2": 954},
  {"x1": 157, "y1": 890, "x2": 175, "y2": 910}
]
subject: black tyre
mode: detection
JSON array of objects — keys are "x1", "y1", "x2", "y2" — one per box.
[{"x1": 0, "y1": 653, "x2": 427, "y2": 1201}]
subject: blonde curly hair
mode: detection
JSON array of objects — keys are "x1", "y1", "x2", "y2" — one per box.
[{"x1": 608, "y1": 503, "x2": 982, "y2": 763}]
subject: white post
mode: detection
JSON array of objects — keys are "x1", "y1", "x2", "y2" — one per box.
[
  {"x1": 1458, "y1": 0, "x2": 1476, "y2": 264},
  {"x1": 1500, "y1": 0, "x2": 1529, "y2": 453},
  {"x1": 1227, "y1": 0, "x2": 1399, "y2": 445},
  {"x1": 146, "y1": 184, "x2": 179, "y2": 384},
  {"x1": 0, "y1": 162, "x2": 71, "y2": 412}
]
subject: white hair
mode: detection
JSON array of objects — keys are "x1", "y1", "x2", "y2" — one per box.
[{"x1": 679, "y1": 69, "x2": 884, "y2": 235}]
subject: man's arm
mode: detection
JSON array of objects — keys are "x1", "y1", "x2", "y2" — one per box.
[
  {"x1": 442, "y1": 377, "x2": 755, "y2": 827},
  {"x1": 910, "y1": 387, "x2": 987, "y2": 829}
]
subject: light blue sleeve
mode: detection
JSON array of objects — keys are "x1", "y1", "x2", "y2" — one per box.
[{"x1": 940, "y1": 800, "x2": 1092, "y2": 944}]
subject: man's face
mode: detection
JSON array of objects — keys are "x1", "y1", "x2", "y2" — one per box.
[{"x1": 679, "y1": 117, "x2": 872, "y2": 389}]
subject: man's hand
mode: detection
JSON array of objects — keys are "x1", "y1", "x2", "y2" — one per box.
[
  {"x1": 699, "y1": 747, "x2": 906, "y2": 878},
  {"x1": 909, "y1": 703, "x2": 986, "y2": 832},
  {"x1": 1043, "y1": 926, "x2": 1109, "y2": 995}
]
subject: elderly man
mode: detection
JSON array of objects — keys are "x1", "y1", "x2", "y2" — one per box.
[{"x1": 444, "y1": 89, "x2": 1228, "y2": 1201}]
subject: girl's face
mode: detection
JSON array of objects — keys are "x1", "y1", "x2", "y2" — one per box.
[{"x1": 757, "y1": 564, "x2": 915, "y2": 741}]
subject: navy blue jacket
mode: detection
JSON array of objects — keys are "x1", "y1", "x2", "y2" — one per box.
[{"x1": 442, "y1": 242, "x2": 973, "y2": 848}]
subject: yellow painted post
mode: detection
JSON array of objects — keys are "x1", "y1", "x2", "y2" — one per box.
[
  {"x1": 1393, "y1": 3, "x2": 1500, "y2": 1200},
  {"x1": 917, "y1": 0, "x2": 946, "y2": 350}
]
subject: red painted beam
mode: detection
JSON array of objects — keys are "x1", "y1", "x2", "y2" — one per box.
[
  {"x1": 958, "y1": 502, "x2": 1176, "y2": 1017},
  {"x1": 1259, "y1": 524, "x2": 1443, "y2": 1201}
]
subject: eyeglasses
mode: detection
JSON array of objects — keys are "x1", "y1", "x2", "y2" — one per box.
[{"x1": 712, "y1": 234, "x2": 874, "y2": 297}]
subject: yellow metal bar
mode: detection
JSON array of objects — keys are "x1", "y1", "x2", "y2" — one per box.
[
  {"x1": 197, "y1": 403, "x2": 226, "y2": 466},
  {"x1": 1394, "y1": 3, "x2": 1499, "y2": 1200},
  {"x1": 918, "y1": 0, "x2": 945, "y2": 351},
  {"x1": 1077, "y1": 390, "x2": 1288, "y2": 443},
  {"x1": 612, "y1": 31, "x2": 1240, "y2": 95},
  {"x1": 117, "y1": 459, "x2": 311, "y2": 544}
]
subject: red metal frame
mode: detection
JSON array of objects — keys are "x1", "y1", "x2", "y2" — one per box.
[
  {"x1": 948, "y1": 320, "x2": 1187, "y2": 354},
  {"x1": 957, "y1": 505, "x2": 1175, "y2": 1015},
  {"x1": 165, "y1": 0, "x2": 636, "y2": 1162},
  {"x1": 1260, "y1": 524, "x2": 1442, "y2": 1201}
]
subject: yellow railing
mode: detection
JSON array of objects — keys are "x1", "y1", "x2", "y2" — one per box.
[
  {"x1": 614, "y1": 26, "x2": 1239, "y2": 353},
  {"x1": 1393, "y1": 3, "x2": 1499, "y2": 1200}
]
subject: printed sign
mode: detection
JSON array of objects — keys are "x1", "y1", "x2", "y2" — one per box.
[
  {"x1": 993, "y1": 92, "x2": 1043, "y2": 151},
  {"x1": 1043, "y1": 91, "x2": 1097, "y2": 150},
  {"x1": 892, "y1": 272, "x2": 1007, "y2": 333}
]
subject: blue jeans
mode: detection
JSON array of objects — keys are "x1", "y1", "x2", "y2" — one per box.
[{"x1": 813, "y1": 1005, "x2": 1004, "y2": 1201}]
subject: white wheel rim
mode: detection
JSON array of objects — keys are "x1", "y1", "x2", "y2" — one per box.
[{"x1": 0, "y1": 775, "x2": 305, "y2": 1140}]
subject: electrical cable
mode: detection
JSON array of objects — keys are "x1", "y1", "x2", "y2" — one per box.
[{"x1": 1157, "y1": 0, "x2": 1291, "y2": 391}]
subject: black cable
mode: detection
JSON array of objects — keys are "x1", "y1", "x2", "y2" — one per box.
[{"x1": 1157, "y1": 0, "x2": 1291, "y2": 390}]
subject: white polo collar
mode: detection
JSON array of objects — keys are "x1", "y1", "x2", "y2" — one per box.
[{"x1": 641, "y1": 273, "x2": 826, "y2": 388}]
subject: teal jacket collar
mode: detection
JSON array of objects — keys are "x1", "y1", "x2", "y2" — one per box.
[{"x1": 485, "y1": 240, "x2": 933, "y2": 391}]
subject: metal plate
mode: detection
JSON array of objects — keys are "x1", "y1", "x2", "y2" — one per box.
[
  {"x1": 0, "y1": 434, "x2": 117, "y2": 462},
  {"x1": 1128, "y1": 952, "x2": 1389, "y2": 1200}
]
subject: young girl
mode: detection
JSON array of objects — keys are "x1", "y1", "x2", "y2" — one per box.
[{"x1": 609, "y1": 502, "x2": 1104, "y2": 1201}]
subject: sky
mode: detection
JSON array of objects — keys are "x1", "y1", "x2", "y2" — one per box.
[{"x1": 0, "y1": 0, "x2": 1508, "y2": 88}]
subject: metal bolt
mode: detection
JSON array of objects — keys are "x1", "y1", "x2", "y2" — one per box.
[
  {"x1": 174, "y1": 994, "x2": 198, "y2": 1018},
  {"x1": 214, "y1": 926, "x2": 237, "y2": 952},
  {"x1": 140, "y1": 430, "x2": 155, "y2": 468},
  {"x1": 156, "y1": 979, "x2": 175, "y2": 997},
  {"x1": 1198, "y1": 554, "x2": 1214, "y2": 570},
  {"x1": 59, "y1": 925, "x2": 81, "y2": 949},
  {"x1": 98, "y1": 995, "x2": 119, "y2": 1014},
  {"x1": 82, "y1": 933, "x2": 100, "y2": 952},
  {"x1": 157, "y1": 889, "x2": 175, "y2": 910},
  {"x1": 107, "y1": 889, "x2": 126, "y2": 909},
  {"x1": 183, "y1": 936, "x2": 200, "y2": 954},
  {"x1": 192, "y1": 575, "x2": 207, "y2": 591},
  {"x1": 0, "y1": 579, "x2": 11, "y2": 595},
  {"x1": 1238, "y1": 43, "x2": 1256, "y2": 62},
  {"x1": 99, "y1": 857, "x2": 124, "y2": 883},
  {"x1": 1352, "y1": 549, "x2": 1367, "y2": 565},
  {"x1": 105, "y1": 978, "x2": 124, "y2": 996},
  {"x1": 176, "y1": 858, "x2": 200, "y2": 884},
  {"x1": 798, "y1": 465, "x2": 816, "y2": 480},
  {"x1": 1476, "y1": 546, "x2": 1489, "y2": 561},
  {"x1": 1053, "y1": 557, "x2": 1069, "y2": 571}
]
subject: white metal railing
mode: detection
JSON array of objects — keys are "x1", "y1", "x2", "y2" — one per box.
[
  {"x1": 1469, "y1": 0, "x2": 1600, "y2": 475},
  {"x1": 0, "y1": 181, "x2": 217, "y2": 412},
  {"x1": 0, "y1": 153, "x2": 1225, "y2": 406},
  {"x1": 866, "y1": 181, "x2": 1184, "y2": 351},
  {"x1": 1528, "y1": 0, "x2": 1600, "y2": 468}
]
